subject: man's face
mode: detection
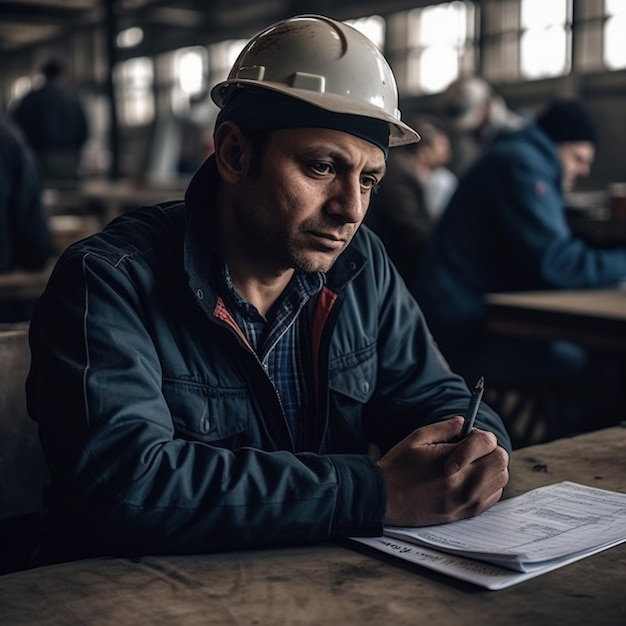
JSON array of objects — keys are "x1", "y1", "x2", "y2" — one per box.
[
  {"x1": 230, "y1": 127, "x2": 386, "y2": 274},
  {"x1": 557, "y1": 141, "x2": 595, "y2": 191}
]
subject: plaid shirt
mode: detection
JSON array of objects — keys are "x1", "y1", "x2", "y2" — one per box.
[{"x1": 218, "y1": 261, "x2": 325, "y2": 447}]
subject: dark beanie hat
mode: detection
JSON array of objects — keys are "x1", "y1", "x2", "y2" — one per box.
[
  {"x1": 536, "y1": 99, "x2": 597, "y2": 145},
  {"x1": 215, "y1": 85, "x2": 390, "y2": 157}
]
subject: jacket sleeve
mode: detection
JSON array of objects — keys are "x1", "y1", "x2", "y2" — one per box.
[
  {"x1": 488, "y1": 149, "x2": 626, "y2": 288},
  {"x1": 26, "y1": 247, "x2": 385, "y2": 561}
]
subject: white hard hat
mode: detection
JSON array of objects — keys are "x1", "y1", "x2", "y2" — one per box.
[{"x1": 211, "y1": 14, "x2": 420, "y2": 147}]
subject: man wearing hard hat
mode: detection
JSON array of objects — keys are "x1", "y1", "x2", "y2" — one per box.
[{"x1": 27, "y1": 15, "x2": 510, "y2": 564}]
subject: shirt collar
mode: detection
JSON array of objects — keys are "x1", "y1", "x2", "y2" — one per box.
[{"x1": 217, "y1": 257, "x2": 325, "y2": 321}]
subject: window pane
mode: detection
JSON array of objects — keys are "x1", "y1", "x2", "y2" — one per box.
[
  {"x1": 345, "y1": 15, "x2": 385, "y2": 50},
  {"x1": 175, "y1": 48, "x2": 206, "y2": 97},
  {"x1": 606, "y1": 0, "x2": 626, "y2": 17},
  {"x1": 420, "y1": 45, "x2": 459, "y2": 93},
  {"x1": 419, "y1": 3, "x2": 467, "y2": 46},
  {"x1": 605, "y1": 15, "x2": 626, "y2": 69},
  {"x1": 401, "y1": 1, "x2": 475, "y2": 95},
  {"x1": 521, "y1": 0, "x2": 567, "y2": 28},
  {"x1": 520, "y1": 0, "x2": 570, "y2": 79},
  {"x1": 521, "y1": 27, "x2": 568, "y2": 78},
  {"x1": 165, "y1": 46, "x2": 208, "y2": 116},
  {"x1": 208, "y1": 39, "x2": 247, "y2": 84},
  {"x1": 115, "y1": 57, "x2": 154, "y2": 126}
]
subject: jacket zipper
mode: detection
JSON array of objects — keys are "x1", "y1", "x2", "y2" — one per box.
[{"x1": 211, "y1": 296, "x2": 296, "y2": 450}]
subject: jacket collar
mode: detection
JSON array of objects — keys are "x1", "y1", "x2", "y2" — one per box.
[{"x1": 182, "y1": 155, "x2": 220, "y2": 310}]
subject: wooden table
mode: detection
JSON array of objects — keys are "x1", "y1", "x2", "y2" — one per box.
[
  {"x1": 1, "y1": 427, "x2": 624, "y2": 625},
  {"x1": 485, "y1": 287, "x2": 626, "y2": 353},
  {"x1": 45, "y1": 178, "x2": 188, "y2": 225}
]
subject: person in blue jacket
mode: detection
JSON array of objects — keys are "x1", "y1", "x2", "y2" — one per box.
[
  {"x1": 413, "y1": 99, "x2": 626, "y2": 406},
  {"x1": 26, "y1": 16, "x2": 510, "y2": 566}
]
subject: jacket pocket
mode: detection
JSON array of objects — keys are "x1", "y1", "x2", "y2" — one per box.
[
  {"x1": 163, "y1": 378, "x2": 250, "y2": 443},
  {"x1": 328, "y1": 343, "x2": 377, "y2": 403}
]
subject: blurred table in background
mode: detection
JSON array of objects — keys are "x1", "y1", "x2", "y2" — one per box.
[
  {"x1": 44, "y1": 177, "x2": 189, "y2": 226},
  {"x1": 485, "y1": 287, "x2": 626, "y2": 446},
  {"x1": 485, "y1": 287, "x2": 626, "y2": 354}
]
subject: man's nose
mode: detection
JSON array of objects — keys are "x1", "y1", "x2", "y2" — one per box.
[{"x1": 326, "y1": 178, "x2": 366, "y2": 223}]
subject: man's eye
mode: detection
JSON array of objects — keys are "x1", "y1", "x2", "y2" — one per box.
[
  {"x1": 361, "y1": 176, "x2": 379, "y2": 192},
  {"x1": 310, "y1": 162, "x2": 332, "y2": 175}
]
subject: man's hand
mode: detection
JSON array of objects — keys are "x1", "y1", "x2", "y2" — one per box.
[{"x1": 376, "y1": 416, "x2": 509, "y2": 527}]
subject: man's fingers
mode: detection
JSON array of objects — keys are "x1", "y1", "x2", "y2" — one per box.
[
  {"x1": 410, "y1": 415, "x2": 464, "y2": 446},
  {"x1": 444, "y1": 429, "x2": 507, "y2": 476}
]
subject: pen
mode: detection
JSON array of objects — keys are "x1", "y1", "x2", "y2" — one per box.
[{"x1": 461, "y1": 376, "x2": 484, "y2": 438}]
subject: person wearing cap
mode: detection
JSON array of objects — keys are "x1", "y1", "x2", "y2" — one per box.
[
  {"x1": 441, "y1": 76, "x2": 525, "y2": 175},
  {"x1": 414, "y1": 99, "x2": 626, "y2": 432},
  {"x1": 26, "y1": 15, "x2": 510, "y2": 566}
]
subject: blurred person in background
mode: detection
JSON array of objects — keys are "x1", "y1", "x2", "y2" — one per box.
[
  {"x1": 366, "y1": 115, "x2": 456, "y2": 285},
  {"x1": 442, "y1": 76, "x2": 525, "y2": 176},
  {"x1": 12, "y1": 58, "x2": 89, "y2": 183},
  {"x1": 413, "y1": 99, "x2": 626, "y2": 434},
  {"x1": 0, "y1": 115, "x2": 53, "y2": 322}
]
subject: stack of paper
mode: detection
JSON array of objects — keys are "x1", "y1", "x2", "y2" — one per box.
[{"x1": 351, "y1": 481, "x2": 626, "y2": 589}]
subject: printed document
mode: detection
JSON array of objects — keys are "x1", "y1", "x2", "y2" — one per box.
[{"x1": 351, "y1": 481, "x2": 626, "y2": 590}]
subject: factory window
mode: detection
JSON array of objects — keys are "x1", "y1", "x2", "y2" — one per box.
[
  {"x1": 605, "y1": 0, "x2": 626, "y2": 69},
  {"x1": 520, "y1": 0, "x2": 571, "y2": 79},
  {"x1": 345, "y1": 15, "x2": 385, "y2": 50},
  {"x1": 387, "y1": 1, "x2": 477, "y2": 95},
  {"x1": 115, "y1": 56, "x2": 154, "y2": 126}
]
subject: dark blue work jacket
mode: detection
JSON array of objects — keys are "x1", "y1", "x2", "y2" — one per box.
[{"x1": 26, "y1": 156, "x2": 510, "y2": 563}]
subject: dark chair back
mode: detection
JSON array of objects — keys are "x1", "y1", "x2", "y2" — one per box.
[{"x1": 0, "y1": 322, "x2": 49, "y2": 573}]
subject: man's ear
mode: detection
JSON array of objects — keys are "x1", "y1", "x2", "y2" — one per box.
[{"x1": 213, "y1": 121, "x2": 250, "y2": 183}]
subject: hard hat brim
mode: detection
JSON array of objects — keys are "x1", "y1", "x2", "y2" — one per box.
[{"x1": 212, "y1": 80, "x2": 421, "y2": 147}]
